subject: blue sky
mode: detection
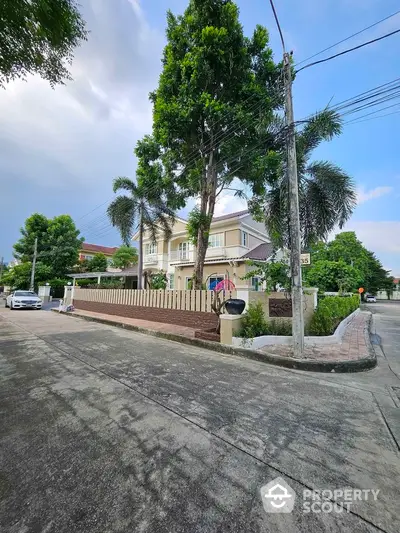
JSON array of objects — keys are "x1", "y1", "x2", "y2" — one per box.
[{"x1": 1, "y1": 0, "x2": 399, "y2": 274}]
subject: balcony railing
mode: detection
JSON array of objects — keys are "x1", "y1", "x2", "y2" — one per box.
[
  {"x1": 143, "y1": 254, "x2": 158, "y2": 264},
  {"x1": 169, "y1": 247, "x2": 228, "y2": 263}
]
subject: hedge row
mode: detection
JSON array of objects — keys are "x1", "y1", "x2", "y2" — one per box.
[{"x1": 308, "y1": 295, "x2": 360, "y2": 336}]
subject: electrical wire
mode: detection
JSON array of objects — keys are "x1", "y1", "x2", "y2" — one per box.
[
  {"x1": 296, "y1": 28, "x2": 400, "y2": 73},
  {"x1": 345, "y1": 108, "x2": 400, "y2": 125},
  {"x1": 294, "y1": 9, "x2": 400, "y2": 67},
  {"x1": 269, "y1": 0, "x2": 286, "y2": 52}
]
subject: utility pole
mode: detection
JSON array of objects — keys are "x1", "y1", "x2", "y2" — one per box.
[
  {"x1": 0, "y1": 257, "x2": 4, "y2": 280},
  {"x1": 283, "y1": 52, "x2": 304, "y2": 356},
  {"x1": 30, "y1": 238, "x2": 38, "y2": 291}
]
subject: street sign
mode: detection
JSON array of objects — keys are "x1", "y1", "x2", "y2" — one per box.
[
  {"x1": 358, "y1": 287, "x2": 364, "y2": 294},
  {"x1": 300, "y1": 253, "x2": 311, "y2": 265}
]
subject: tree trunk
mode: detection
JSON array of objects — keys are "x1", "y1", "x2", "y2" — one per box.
[
  {"x1": 138, "y1": 205, "x2": 143, "y2": 290},
  {"x1": 193, "y1": 149, "x2": 217, "y2": 290}
]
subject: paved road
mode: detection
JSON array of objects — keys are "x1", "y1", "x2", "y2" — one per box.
[{"x1": 0, "y1": 305, "x2": 399, "y2": 532}]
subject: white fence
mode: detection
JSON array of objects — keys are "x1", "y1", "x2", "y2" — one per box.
[{"x1": 72, "y1": 288, "x2": 236, "y2": 313}]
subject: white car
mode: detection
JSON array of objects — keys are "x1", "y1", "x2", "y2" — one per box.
[
  {"x1": 365, "y1": 294, "x2": 377, "y2": 303},
  {"x1": 5, "y1": 290, "x2": 42, "y2": 310}
]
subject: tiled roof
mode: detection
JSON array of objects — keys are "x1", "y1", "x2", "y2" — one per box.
[
  {"x1": 242, "y1": 243, "x2": 274, "y2": 261},
  {"x1": 212, "y1": 209, "x2": 249, "y2": 222},
  {"x1": 80, "y1": 242, "x2": 119, "y2": 255}
]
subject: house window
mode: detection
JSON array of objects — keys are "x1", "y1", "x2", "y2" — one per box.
[
  {"x1": 208, "y1": 233, "x2": 224, "y2": 248},
  {"x1": 81, "y1": 254, "x2": 93, "y2": 260},
  {"x1": 208, "y1": 275, "x2": 225, "y2": 290},
  {"x1": 145, "y1": 242, "x2": 157, "y2": 255},
  {"x1": 251, "y1": 276, "x2": 261, "y2": 291},
  {"x1": 241, "y1": 231, "x2": 248, "y2": 247},
  {"x1": 169, "y1": 273, "x2": 175, "y2": 289},
  {"x1": 178, "y1": 242, "x2": 188, "y2": 260}
]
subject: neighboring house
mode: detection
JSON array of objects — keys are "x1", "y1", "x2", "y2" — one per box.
[
  {"x1": 79, "y1": 243, "x2": 119, "y2": 267},
  {"x1": 132, "y1": 210, "x2": 274, "y2": 290}
]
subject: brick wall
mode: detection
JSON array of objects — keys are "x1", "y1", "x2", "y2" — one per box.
[{"x1": 73, "y1": 300, "x2": 218, "y2": 331}]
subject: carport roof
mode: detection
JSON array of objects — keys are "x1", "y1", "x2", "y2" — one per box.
[{"x1": 67, "y1": 266, "x2": 138, "y2": 279}]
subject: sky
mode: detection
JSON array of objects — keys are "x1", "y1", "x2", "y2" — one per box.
[{"x1": 1, "y1": 0, "x2": 399, "y2": 274}]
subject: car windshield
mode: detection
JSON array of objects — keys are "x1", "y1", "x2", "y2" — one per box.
[{"x1": 14, "y1": 291, "x2": 37, "y2": 297}]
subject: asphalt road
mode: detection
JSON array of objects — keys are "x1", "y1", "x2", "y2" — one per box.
[{"x1": 0, "y1": 304, "x2": 399, "y2": 532}]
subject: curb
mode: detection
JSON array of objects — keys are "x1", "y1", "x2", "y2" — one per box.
[{"x1": 52, "y1": 309, "x2": 377, "y2": 373}]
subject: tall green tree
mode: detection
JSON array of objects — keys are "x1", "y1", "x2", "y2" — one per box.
[
  {"x1": 14, "y1": 213, "x2": 83, "y2": 277},
  {"x1": 107, "y1": 178, "x2": 175, "y2": 289},
  {"x1": 252, "y1": 110, "x2": 357, "y2": 248},
  {"x1": 142, "y1": 0, "x2": 283, "y2": 288},
  {"x1": 88, "y1": 253, "x2": 108, "y2": 273},
  {"x1": 304, "y1": 232, "x2": 392, "y2": 294},
  {"x1": 0, "y1": 0, "x2": 87, "y2": 87},
  {"x1": 111, "y1": 245, "x2": 138, "y2": 269}
]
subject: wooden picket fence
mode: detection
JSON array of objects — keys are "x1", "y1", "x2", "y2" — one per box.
[{"x1": 73, "y1": 288, "x2": 236, "y2": 313}]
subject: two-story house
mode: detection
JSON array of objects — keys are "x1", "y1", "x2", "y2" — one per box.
[
  {"x1": 79, "y1": 243, "x2": 119, "y2": 266},
  {"x1": 133, "y1": 210, "x2": 274, "y2": 290}
]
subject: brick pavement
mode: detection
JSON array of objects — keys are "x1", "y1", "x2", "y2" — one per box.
[{"x1": 261, "y1": 311, "x2": 372, "y2": 361}]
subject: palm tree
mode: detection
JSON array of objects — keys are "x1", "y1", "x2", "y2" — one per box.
[
  {"x1": 107, "y1": 177, "x2": 175, "y2": 289},
  {"x1": 264, "y1": 110, "x2": 357, "y2": 248}
]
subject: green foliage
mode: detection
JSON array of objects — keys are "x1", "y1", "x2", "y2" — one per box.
[
  {"x1": 107, "y1": 177, "x2": 175, "y2": 289},
  {"x1": 242, "y1": 259, "x2": 290, "y2": 292},
  {"x1": 303, "y1": 259, "x2": 362, "y2": 293},
  {"x1": 139, "y1": 0, "x2": 283, "y2": 287},
  {"x1": 88, "y1": 253, "x2": 108, "y2": 273},
  {"x1": 308, "y1": 295, "x2": 360, "y2": 336},
  {"x1": 250, "y1": 110, "x2": 356, "y2": 248},
  {"x1": 148, "y1": 270, "x2": 168, "y2": 290},
  {"x1": 13, "y1": 213, "x2": 83, "y2": 278},
  {"x1": 45, "y1": 278, "x2": 68, "y2": 288},
  {"x1": 111, "y1": 245, "x2": 138, "y2": 269},
  {"x1": 0, "y1": 0, "x2": 87, "y2": 87},
  {"x1": 238, "y1": 301, "x2": 292, "y2": 338},
  {"x1": 75, "y1": 278, "x2": 93, "y2": 287},
  {"x1": 238, "y1": 301, "x2": 268, "y2": 338},
  {"x1": 1, "y1": 262, "x2": 52, "y2": 290},
  {"x1": 187, "y1": 207, "x2": 212, "y2": 246},
  {"x1": 305, "y1": 232, "x2": 392, "y2": 294},
  {"x1": 73, "y1": 259, "x2": 90, "y2": 273}
]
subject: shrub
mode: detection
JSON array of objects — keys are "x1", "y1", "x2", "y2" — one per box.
[
  {"x1": 265, "y1": 319, "x2": 292, "y2": 336},
  {"x1": 238, "y1": 301, "x2": 268, "y2": 338},
  {"x1": 308, "y1": 294, "x2": 359, "y2": 336},
  {"x1": 237, "y1": 302, "x2": 293, "y2": 338}
]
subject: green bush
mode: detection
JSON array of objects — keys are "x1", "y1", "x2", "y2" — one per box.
[
  {"x1": 238, "y1": 302, "x2": 292, "y2": 338},
  {"x1": 76, "y1": 279, "x2": 93, "y2": 287},
  {"x1": 308, "y1": 294, "x2": 360, "y2": 336},
  {"x1": 238, "y1": 301, "x2": 268, "y2": 338}
]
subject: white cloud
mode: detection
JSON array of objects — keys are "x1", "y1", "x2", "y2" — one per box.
[
  {"x1": 356, "y1": 186, "x2": 393, "y2": 205},
  {"x1": 342, "y1": 221, "x2": 400, "y2": 254}
]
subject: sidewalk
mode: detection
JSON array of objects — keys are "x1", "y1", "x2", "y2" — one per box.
[
  {"x1": 261, "y1": 311, "x2": 372, "y2": 361},
  {"x1": 71, "y1": 309, "x2": 198, "y2": 338}
]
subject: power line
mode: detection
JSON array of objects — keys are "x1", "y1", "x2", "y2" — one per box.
[
  {"x1": 269, "y1": 0, "x2": 286, "y2": 52},
  {"x1": 295, "y1": 9, "x2": 400, "y2": 67},
  {"x1": 345, "y1": 108, "x2": 400, "y2": 125},
  {"x1": 296, "y1": 28, "x2": 400, "y2": 73},
  {"x1": 345, "y1": 103, "x2": 400, "y2": 123}
]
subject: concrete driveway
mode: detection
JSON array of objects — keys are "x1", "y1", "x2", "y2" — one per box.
[{"x1": 0, "y1": 306, "x2": 399, "y2": 532}]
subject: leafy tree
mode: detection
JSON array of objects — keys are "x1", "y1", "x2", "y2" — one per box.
[
  {"x1": 303, "y1": 259, "x2": 362, "y2": 293},
  {"x1": 1, "y1": 262, "x2": 52, "y2": 290},
  {"x1": 242, "y1": 259, "x2": 290, "y2": 292},
  {"x1": 88, "y1": 253, "x2": 108, "y2": 273},
  {"x1": 13, "y1": 213, "x2": 83, "y2": 277},
  {"x1": 107, "y1": 178, "x2": 174, "y2": 289},
  {"x1": 305, "y1": 232, "x2": 392, "y2": 294},
  {"x1": 73, "y1": 258, "x2": 91, "y2": 273},
  {"x1": 148, "y1": 270, "x2": 168, "y2": 290},
  {"x1": 141, "y1": 0, "x2": 283, "y2": 288},
  {"x1": 111, "y1": 245, "x2": 138, "y2": 269},
  {"x1": 251, "y1": 110, "x2": 357, "y2": 248},
  {"x1": 0, "y1": 0, "x2": 87, "y2": 87}
]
